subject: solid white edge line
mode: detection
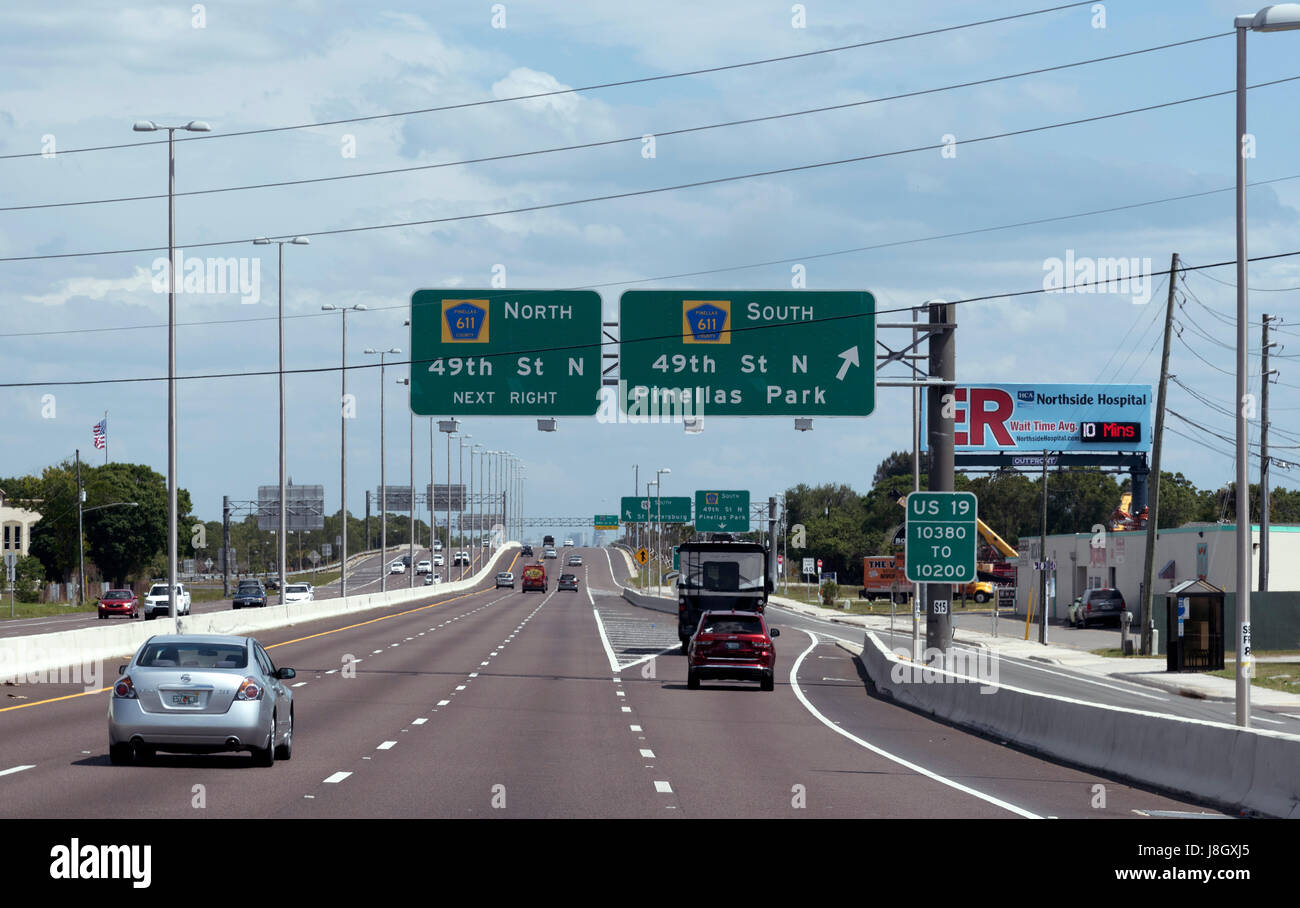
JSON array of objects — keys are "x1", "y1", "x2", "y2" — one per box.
[
  {"x1": 591, "y1": 606, "x2": 622, "y2": 674},
  {"x1": 0, "y1": 765, "x2": 35, "y2": 777},
  {"x1": 789, "y1": 629, "x2": 1041, "y2": 820}
]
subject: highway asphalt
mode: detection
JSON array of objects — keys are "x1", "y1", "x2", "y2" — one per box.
[{"x1": 0, "y1": 546, "x2": 1228, "y2": 818}]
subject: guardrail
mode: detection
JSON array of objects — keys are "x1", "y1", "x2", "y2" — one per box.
[
  {"x1": 0, "y1": 545, "x2": 521, "y2": 685},
  {"x1": 857, "y1": 630, "x2": 1300, "y2": 819}
]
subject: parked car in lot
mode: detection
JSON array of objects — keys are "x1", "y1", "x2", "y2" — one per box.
[
  {"x1": 231, "y1": 580, "x2": 268, "y2": 610},
  {"x1": 108, "y1": 634, "x2": 295, "y2": 766},
  {"x1": 282, "y1": 583, "x2": 313, "y2": 603},
  {"x1": 495, "y1": 571, "x2": 514, "y2": 589},
  {"x1": 686, "y1": 610, "x2": 780, "y2": 691},
  {"x1": 1069, "y1": 587, "x2": 1127, "y2": 628},
  {"x1": 557, "y1": 573, "x2": 580, "y2": 592},
  {"x1": 98, "y1": 589, "x2": 139, "y2": 620},
  {"x1": 143, "y1": 583, "x2": 191, "y2": 619}
]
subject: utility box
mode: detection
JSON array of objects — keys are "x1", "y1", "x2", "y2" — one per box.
[{"x1": 1163, "y1": 579, "x2": 1225, "y2": 673}]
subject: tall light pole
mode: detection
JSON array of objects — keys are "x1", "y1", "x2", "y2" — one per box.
[
  {"x1": 633, "y1": 465, "x2": 641, "y2": 554},
  {"x1": 473, "y1": 443, "x2": 485, "y2": 569},
  {"x1": 458, "y1": 434, "x2": 472, "y2": 569},
  {"x1": 647, "y1": 480, "x2": 658, "y2": 589},
  {"x1": 439, "y1": 421, "x2": 458, "y2": 561},
  {"x1": 132, "y1": 118, "x2": 210, "y2": 622},
  {"x1": 254, "y1": 235, "x2": 309, "y2": 605},
  {"x1": 364, "y1": 347, "x2": 401, "y2": 592},
  {"x1": 322, "y1": 304, "x2": 366, "y2": 599},
  {"x1": 1233, "y1": 3, "x2": 1300, "y2": 727},
  {"x1": 397, "y1": 377, "x2": 414, "y2": 588},
  {"x1": 656, "y1": 467, "x2": 671, "y2": 589}
]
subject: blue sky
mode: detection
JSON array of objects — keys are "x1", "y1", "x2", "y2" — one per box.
[{"x1": 2, "y1": 0, "x2": 1299, "y2": 533}]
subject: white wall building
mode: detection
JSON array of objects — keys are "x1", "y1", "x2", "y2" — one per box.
[
  {"x1": 1014, "y1": 523, "x2": 1300, "y2": 623},
  {"x1": 0, "y1": 488, "x2": 42, "y2": 558}
]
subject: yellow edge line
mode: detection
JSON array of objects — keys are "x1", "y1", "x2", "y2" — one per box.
[{"x1": 0, "y1": 551, "x2": 521, "y2": 714}]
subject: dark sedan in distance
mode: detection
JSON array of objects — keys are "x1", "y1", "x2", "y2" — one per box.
[
  {"x1": 557, "y1": 573, "x2": 580, "y2": 591},
  {"x1": 232, "y1": 580, "x2": 268, "y2": 609}
]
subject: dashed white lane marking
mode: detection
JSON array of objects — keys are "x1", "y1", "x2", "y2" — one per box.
[
  {"x1": 630, "y1": 725, "x2": 642, "y2": 732},
  {"x1": 412, "y1": 718, "x2": 428, "y2": 725},
  {"x1": 621, "y1": 706, "x2": 632, "y2": 712},
  {"x1": 292, "y1": 682, "x2": 307, "y2": 688},
  {"x1": 437, "y1": 700, "x2": 451, "y2": 706},
  {"x1": 0, "y1": 765, "x2": 35, "y2": 778},
  {"x1": 654, "y1": 781, "x2": 673, "y2": 793},
  {"x1": 469, "y1": 672, "x2": 479, "y2": 678},
  {"x1": 456, "y1": 685, "x2": 466, "y2": 691},
  {"x1": 323, "y1": 771, "x2": 352, "y2": 784},
  {"x1": 616, "y1": 691, "x2": 625, "y2": 697},
  {"x1": 640, "y1": 749, "x2": 655, "y2": 759},
  {"x1": 372, "y1": 650, "x2": 383, "y2": 654},
  {"x1": 788, "y1": 631, "x2": 1041, "y2": 820},
  {"x1": 1252, "y1": 715, "x2": 1285, "y2": 725},
  {"x1": 480, "y1": 661, "x2": 490, "y2": 666},
  {"x1": 377, "y1": 741, "x2": 397, "y2": 750},
  {"x1": 1282, "y1": 713, "x2": 1300, "y2": 721},
  {"x1": 325, "y1": 669, "x2": 337, "y2": 675}
]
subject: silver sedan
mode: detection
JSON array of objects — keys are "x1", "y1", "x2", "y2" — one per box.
[{"x1": 108, "y1": 634, "x2": 295, "y2": 767}]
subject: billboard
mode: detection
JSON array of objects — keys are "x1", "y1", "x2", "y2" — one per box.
[
  {"x1": 922, "y1": 384, "x2": 1151, "y2": 452},
  {"x1": 257, "y1": 484, "x2": 325, "y2": 531}
]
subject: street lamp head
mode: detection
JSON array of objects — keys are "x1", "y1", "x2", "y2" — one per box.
[
  {"x1": 290, "y1": 236, "x2": 310, "y2": 245},
  {"x1": 321, "y1": 304, "x2": 337, "y2": 311},
  {"x1": 1244, "y1": 3, "x2": 1300, "y2": 29},
  {"x1": 363, "y1": 348, "x2": 377, "y2": 354},
  {"x1": 184, "y1": 121, "x2": 212, "y2": 132},
  {"x1": 132, "y1": 121, "x2": 158, "y2": 132},
  {"x1": 254, "y1": 237, "x2": 272, "y2": 245}
]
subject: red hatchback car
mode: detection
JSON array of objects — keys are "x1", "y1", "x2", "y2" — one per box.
[
  {"x1": 97, "y1": 589, "x2": 139, "y2": 620},
  {"x1": 686, "y1": 610, "x2": 780, "y2": 691}
]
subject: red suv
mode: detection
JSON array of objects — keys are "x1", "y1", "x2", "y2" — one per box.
[
  {"x1": 97, "y1": 589, "x2": 139, "y2": 620},
  {"x1": 686, "y1": 610, "x2": 780, "y2": 692}
]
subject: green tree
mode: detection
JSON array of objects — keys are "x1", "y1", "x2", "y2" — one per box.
[
  {"x1": 21, "y1": 462, "x2": 80, "y2": 582},
  {"x1": 82, "y1": 462, "x2": 192, "y2": 586},
  {"x1": 14, "y1": 554, "x2": 45, "y2": 602}
]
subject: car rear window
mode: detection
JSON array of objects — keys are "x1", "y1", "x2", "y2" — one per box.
[
  {"x1": 138, "y1": 643, "x2": 248, "y2": 669},
  {"x1": 700, "y1": 616, "x2": 763, "y2": 635}
]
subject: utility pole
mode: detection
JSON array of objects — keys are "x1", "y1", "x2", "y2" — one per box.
[
  {"x1": 222, "y1": 495, "x2": 231, "y2": 597},
  {"x1": 1261, "y1": 313, "x2": 1280, "y2": 592},
  {"x1": 1140, "y1": 253, "x2": 1179, "y2": 655},
  {"x1": 925, "y1": 301, "x2": 955, "y2": 654},
  {"x1": 365, "y1": 490, "x2": 371, "y2": 552},
  {"x1": 1039, "y1": 451, "x2": 1049, "y2": 645},
  {"x1": 76, "y1": 449, "x2": 84, "y2": 607}
]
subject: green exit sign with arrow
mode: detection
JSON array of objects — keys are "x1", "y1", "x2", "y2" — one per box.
[{"x1": 618, "y1": 291, "x2": 875, "y2": 416}]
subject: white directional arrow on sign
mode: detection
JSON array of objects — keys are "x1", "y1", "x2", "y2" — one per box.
[{"x1": 835, "y1": 346, "x2": 860, "y2": 381}]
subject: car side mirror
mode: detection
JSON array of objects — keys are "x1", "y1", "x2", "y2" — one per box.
[
  {"x1": 276, "y1": 667, "x2": 295, "y2": 680},
  {"x1": 117, "y1": 665, "x2": 128, "y2": 675},
  {"x1": 770, "y1": 628, "x2": 780, "y2": 637}
]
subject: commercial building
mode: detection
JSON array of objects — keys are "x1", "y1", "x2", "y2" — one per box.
[{"x1": 0, "y1": 488, "x2": 42, "y2": 559}]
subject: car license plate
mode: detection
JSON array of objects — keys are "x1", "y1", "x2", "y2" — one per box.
[
  {"x1": 725, "y1": 641, "x2": 741, "y2": 650},
  {"x1": 171, "y1": 693, "x2": 200, "y2": 706}
]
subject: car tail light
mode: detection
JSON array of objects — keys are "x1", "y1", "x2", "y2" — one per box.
[
  {"x1": 753, "y1": 640, "x2": 771, "y2": 650},
  {"x1": 235, "y1": 677, "x2": 263, "y2": 701},
  {"x1": 113, "y1": 676, "x2": 137, "y2": 699}
]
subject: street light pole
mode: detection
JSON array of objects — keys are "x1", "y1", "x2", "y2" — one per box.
[
  {"x1": 397, "y1": 377, "x2": 414, "y2": 589},
  {"x1": 321, "y1": 304, "x2": 366, "y2": 600},
  {"x1": 255, "y1": 235, "x2": 309, "y2": 605},
  {"x1": 364, "y1": 347, "x2": 401, "y2": 592},
  {"x1": 656, "y1": 467, "x2": 671, "y2": 589},
  {"x1": 132, "y1": 118, "x2": 210, "y2": 622},
  {"x1": 1233, "y1": 3, "x2": 1300, "y2": 727}
]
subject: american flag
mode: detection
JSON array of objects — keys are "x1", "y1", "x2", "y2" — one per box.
[{"x1": 92, "y1": 418, "x2": 107, "y2": 450}]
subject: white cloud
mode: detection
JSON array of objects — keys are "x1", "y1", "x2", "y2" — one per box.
[{"x1": 22, "y1": 266, "x2": 155, "y2": 306}]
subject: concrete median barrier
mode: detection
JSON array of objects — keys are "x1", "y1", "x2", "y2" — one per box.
[
  {"x1": 0, "y1": 544, "x2": 519, "y2": 685},
  {"x1": 860, "y1": 630, "x2": 1300, "y2": 819}
]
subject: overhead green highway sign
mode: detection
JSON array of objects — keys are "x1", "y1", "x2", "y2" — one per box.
[
  {"x1": 905, "y1": 491, "x2": 977, "y2": 584},
  {"x1": 410, "y1": 289, "x2": 602, "y2": 416},
  {"x1": 694, "y1": 490, "x2": 750, "y2": 532},
  {"x1": 617, "y1": 291, "x2": 875, "y2": 416},
  {"x1": 593, "y1": 514, "x2": 619, "y2": 530},
  {"x1": 620, "y1": 496, "x2": 692, "y2": 523}
]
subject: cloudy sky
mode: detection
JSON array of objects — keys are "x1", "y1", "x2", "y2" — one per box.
[{"x1": 2, "y1": 0, "x2": 1298, "y2": 535}]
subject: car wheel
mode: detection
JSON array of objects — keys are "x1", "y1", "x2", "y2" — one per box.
[
  {"x1": 687, "y1": 668, "x2": 700, "y2": 690},
  {"x1": 761, "y1": 672, "x2": 775, "y2": 692},
  {"x1": 145, "y1": 612, "x2": 155, "y2": 621},
  {"x1": 109, "y1": 743, "x2": 132, "y2": 765},
  {"x1": 130, "y1": 741, "x2": 155, "y2": 765},
  {"x1": 680, "y1": 640, "x2": 690, "y2": 655},
  {"x1": 252, "y1": 715, "x2": 276, "y2": 767},
  {"x1": 233, "y1": 604, "x2": 240, "y2": 610},
  {"x1": 274, "y1": 709, "x2": 293, "y2": 761},
  {"x1": 975, "y1": 592, "x2": 990, "y2": 604}
]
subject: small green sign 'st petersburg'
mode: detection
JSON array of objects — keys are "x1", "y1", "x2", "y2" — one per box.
[
  {"x1": 618, "y1": 290, "x2": 875, "y2": 416},
  {"x1": 410, "y1": 289, "x2": 602, "y2": 416}
]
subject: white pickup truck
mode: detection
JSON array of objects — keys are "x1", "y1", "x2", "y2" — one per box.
[{"x1": 142, "y1": 582, "x2": 192, "y2": 619}]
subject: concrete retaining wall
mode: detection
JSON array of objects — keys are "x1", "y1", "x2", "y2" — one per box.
[
  {"x1": 858, "y1": 630, "x2": 1300, "y2": 818},
  {"x1": 0, "y1": 545, "x2": 520, "y2": 683}
]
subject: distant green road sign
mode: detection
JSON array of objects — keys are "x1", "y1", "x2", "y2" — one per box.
[
  {"x1": 618, "y1": 291, "x2": 875, "y2": 416},
  {"x1": 694, "y1": 490, "x2": 750, "y2": 532},
  {"x1": 593, "y1": 514, "x2": 619, "y2": 530},
  {"x1": 620, "y1": 496, "x2": 691, "y2": 523},
  {"x1": 905, "y1": 491, "x2": 977, "y2": 584},
  {"x1": 410, "y1": 289, "x2": 602, "y2": 416}
]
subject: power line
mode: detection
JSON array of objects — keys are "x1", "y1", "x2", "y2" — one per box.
[
  {"x1": 0, "y1": 34, "x2": 1229, "y2": 214},
  {"x1": 1184, "y1": 261, "x2": 1300, "y2": 292},
  {"x1": 0, "y1": 1, "x2": 1107, "y2": 162},
  {"x1": 7, "y1": 248, "x2": 1300, "y2": 389},
  {"x1": 4, "y1": 75, "x2": 1298, "y2": 265}
]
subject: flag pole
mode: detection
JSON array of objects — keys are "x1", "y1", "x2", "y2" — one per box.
[{"x1": 103, "y1": 411, "x2": 109, "y2": 464}]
